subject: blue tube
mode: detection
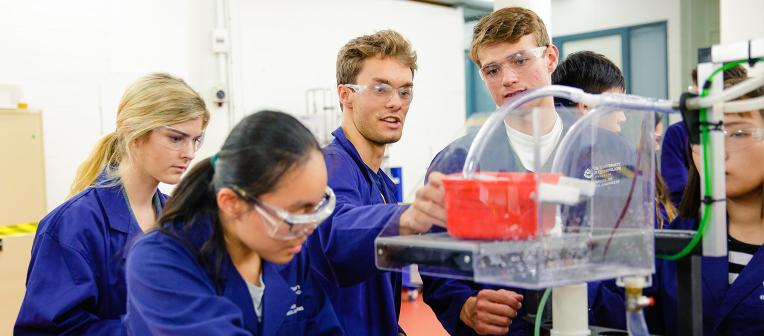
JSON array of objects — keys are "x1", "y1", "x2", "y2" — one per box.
[{"x1": 626, "y1": 310, "x2": 649, "y2": 336}]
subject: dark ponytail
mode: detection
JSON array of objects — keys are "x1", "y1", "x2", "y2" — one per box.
[
  {"x1": 155, "y1": 110, "x2": 321, "y2": 292},
  {"x1": 158, "y1": 157, "x2": 218, "y2": 226}
]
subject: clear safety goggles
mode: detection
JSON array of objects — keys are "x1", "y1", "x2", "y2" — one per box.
[
  {"x1": 343, "y1": 83, "x2": 414, "y2": 105},
  {"x1": 691, "y1": 127, "x2": 764, "y2": 153},
  {"x1": 154, "y1": 125, "x2": 205, "y2": 152},
  {"x1": 479, "y1": 45, "x2": 549, "y2": 83},
  {"x1": 232, "y1": 186, "x2": 336, "y2": 240}
]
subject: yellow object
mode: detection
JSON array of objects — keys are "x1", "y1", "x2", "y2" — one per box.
[
  {"x1": 0, "y1": 222, "x2": 38, "y2": 238},
  {"x1": 16, "y1": 102, "x2": 28, "y2": 109},
  {"x1": 0, "y1": 229, "x2": 36, "y2": 334}
]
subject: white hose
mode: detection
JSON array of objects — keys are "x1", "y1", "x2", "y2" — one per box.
[
  {"x1": 686, "y1": 75, "x2": 764, "y2": 109},
  {"x1": 461, "y1": 86, "x2": 675, "y2": 177},
  {"x1": 461, "y1": 85, "x2": 588, "y2": 176},
  {"x1": 723, "y1": 95, "x2": 764, "y2": 113},
  {"x1": 626, "y1": 310, "x2": 650, "y2": 336}
]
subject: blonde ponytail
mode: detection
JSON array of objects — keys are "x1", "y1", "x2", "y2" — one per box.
[{"x1": 68, "y1": 132, "x2": 123, "y2": 197}]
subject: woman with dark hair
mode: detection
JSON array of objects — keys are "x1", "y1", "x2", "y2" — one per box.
[
  {"x1": 657, "y1": 79, "x2": 764, "y2": 335},
  {"x1": 125, "y1": 110, "x2": 343, "y2": 335},
  {"x1": 654, "y1": 114, "x2": 678, "y2": 229}
]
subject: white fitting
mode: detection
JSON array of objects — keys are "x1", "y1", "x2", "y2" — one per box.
[{"x1": 551, "y1": 284, "x2": 591, "y2": 336}]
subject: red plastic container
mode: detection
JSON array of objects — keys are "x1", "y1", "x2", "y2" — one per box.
[{"x1": 442, "y1": 172, "x2": 560, "y2": 240}]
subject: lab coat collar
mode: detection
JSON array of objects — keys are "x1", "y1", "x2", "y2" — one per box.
[
  {"x1": 93, "y1": 179, "x2": 166, "y2": 235},
  {"x1": 330, "y1": 127, "x2": 398, "y2": 203},
  {"x1": 220, "y1": 255, "x2": 297, "y2": 335},
  {"x1": 713, "y1": 245, "x2": 764, "y2": 329},
  {"x1": 261, "y1": 262, "x2": 297, "y2": 336},
  {"x1": 331, "y1": 127, "x2": 372, "y2": 173},
  {"x1": 221, "y1": 259, "x2": 260, "y2": 333}
]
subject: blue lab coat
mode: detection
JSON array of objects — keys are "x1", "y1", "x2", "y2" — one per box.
[
  {"x1": 660, "y1": 122, "x2": 689, "y2": 207},
  {"x1": 656, "y1": 217, "x2": 764, "y2": 336},
  {"x1": 306, "y1": 128, "x2": 407, "y2": 336},
  {"x1": 15, "y1": 181, "x2": 166, "y2": 335},
  {"x1": 125, "y1": 215, "x2": 343, "y2": 336}
]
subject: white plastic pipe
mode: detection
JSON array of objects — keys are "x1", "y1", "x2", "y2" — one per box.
[
  {"x1": 697, "y1": 63, "x2": 728, "y2": 258},
  {"x1": 685, "y1": 74, "x2": 764, "y2": 110},
  {"x1": 462, "y1": 85, "x2": 675, "y2": 177},
  {"x1": 723, "y1": 95, "x2": 764, "y2": 113},
  {"x1": 711, "y1": 38, "x2": 764, "y2": 64}
]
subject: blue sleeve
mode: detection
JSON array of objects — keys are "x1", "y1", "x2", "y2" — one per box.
[
  {"x1": 124, "y1": 235, "x2": 250, "y2": 336},
  {"x1": 308, "y1": 152, "x2": 405, "y2": 287},
  {"x1": 421, "y1": 146, "x2": 485, "y2": 335},
  {"x1": 588, "y1": 280, "x2": 627, "y2": 329},
  {"x1": 15, "y1": 233, "x2": 124, "y2": 335},
  {"x1": 660, "y1": 123, "x2": 689, "y2": 207},
  {"x1": 422, "y1": 276, "x2": 480, "y2": 335}
]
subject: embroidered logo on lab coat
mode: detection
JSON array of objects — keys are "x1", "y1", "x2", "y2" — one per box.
[
  {"x1": 287, "y1": 304, "x2": 305, "y2": 316},
  {"x1": 588, "y1": 162, "x2": 624, "y2": 187},
  {"x1": 286, "y1": 284, "x2": 304, "y2": 316}
]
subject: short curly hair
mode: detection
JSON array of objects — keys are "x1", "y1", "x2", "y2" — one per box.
[
  {"x1": 469, "y1": 7, "x2": 550, "y2": 66},
  {"x1": 336, "y1": 29, "x2": 418, "y2": 86}
]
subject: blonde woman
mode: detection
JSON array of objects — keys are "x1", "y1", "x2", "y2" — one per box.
[{"x1": 15, "y1": 73, "x2": 209, "y2": 334}]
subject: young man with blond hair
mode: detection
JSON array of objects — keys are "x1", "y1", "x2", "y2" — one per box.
[
  {"x1": 423, "y1": 7, "x2": 574, "y2": 335},
  {"x1": 307, "y1": 30, "x2": 446, "y2": 335}
]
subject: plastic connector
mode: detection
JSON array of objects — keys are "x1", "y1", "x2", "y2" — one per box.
[{"x1": 679, "y1": 92, "x2": 701, "y2": 145}]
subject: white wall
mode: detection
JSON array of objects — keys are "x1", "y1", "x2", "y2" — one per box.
[
  {"x1": 0, "y1": 0, "x2": 465, "y2": 210},
  {"x1": 230, "y1": 0, "x2": 466, "y2": 201},
  {"x1": 720, "y1": 0, "x2": 764, "y2": 45},
  {"x1": 0, "y1": 0, "x2": 207, "y2": 210},
  {"x1": 550, "y1": 0, "x2": 682, "y2": 101},
  {"x1": 720, "y1": 0, "x2": 764, "y2": 78}
]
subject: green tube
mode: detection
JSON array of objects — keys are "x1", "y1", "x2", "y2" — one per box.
[{"x1": 534, "y1": 288, "x2": 552, "y2": 336}]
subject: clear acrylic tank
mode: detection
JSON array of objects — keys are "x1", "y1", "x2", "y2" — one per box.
[{"x1": 375, "y1": 85, "x2": 668, "y2": 289}]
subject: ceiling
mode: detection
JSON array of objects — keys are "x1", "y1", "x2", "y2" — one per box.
[{"x1": 410, "y1": 0, "x2": 493, "y2": 21}]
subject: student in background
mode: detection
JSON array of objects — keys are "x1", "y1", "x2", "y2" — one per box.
[
  {"x1": 552, "y1": 50, "x2": 626, "y2": 133},
  {"x1": 594, "y1": 72, "x2": 764, "y2": 336},
  {"x1": 654, "y1": 114, "x2": 678, "y2": 229},
  {"x1": 16, "y1": 73, "x2": 209, "y2": 334},
  {"x1": 658, "y1": 79, "x2": 764, "y2": 336},
  {"x1": 422, "y1": 7, "x2": 567, "y2": 335},
  {"x1": 552, "y1": 50, "x2": 676, "y2": 228}
]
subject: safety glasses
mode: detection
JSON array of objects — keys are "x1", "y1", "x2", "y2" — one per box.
[
  {"x1": 232, "y1": 186, "x2": 336, "y2": 240},
  {"x1": 154, "y1": 125, "x2": 205, "y2": 152},
  {"x1": 691, "y1": 127, "x2": 764, "y2": 153},
  {"x1": 479, "y1": 45, "x2": 549, "y2": 83},
  {"x1": 343, "y1": 82, "x2": 414, "y2": 105}
]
